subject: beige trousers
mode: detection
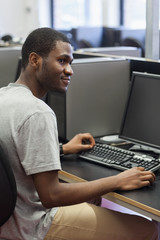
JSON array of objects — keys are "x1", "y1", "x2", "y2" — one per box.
[{"x1": 44, "y1": 202, "x2": 158, "y2": 240}]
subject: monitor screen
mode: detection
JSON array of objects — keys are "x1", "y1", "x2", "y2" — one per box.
[{"x1": 119, "y1": 71, "x2": 160, "y2": 151}]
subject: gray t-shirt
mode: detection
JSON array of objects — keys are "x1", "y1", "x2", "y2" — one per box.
[{"x1": 0, "y1": 83, "x2": 61, "y2": 240}]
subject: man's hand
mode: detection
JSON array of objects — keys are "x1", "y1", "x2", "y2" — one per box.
[
  {"x1": 115, "y1": 167, "x2": 156, "y2": 191},
  {"x1": 62, "y1": 133, "x2": 95, "y2": 155}
]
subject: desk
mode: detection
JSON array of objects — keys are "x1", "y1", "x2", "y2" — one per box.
[{"x1": 58, "y1": 154, "x2": 160, "y2": 222}]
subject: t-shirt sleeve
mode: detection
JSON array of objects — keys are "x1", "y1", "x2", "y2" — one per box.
[{"x1": 14, "y1": 111, "x2": 61, "y2": 175}]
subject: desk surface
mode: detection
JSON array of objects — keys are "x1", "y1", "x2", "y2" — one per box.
[{"x1": 59, "y1": 155, "x2": 160, "y2": 221}]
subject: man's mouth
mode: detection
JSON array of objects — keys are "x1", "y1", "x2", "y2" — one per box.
[{"x1": 62, "y1": 78, "x2": 70, "y2": 86}]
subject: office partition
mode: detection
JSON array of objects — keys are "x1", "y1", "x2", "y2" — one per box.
[
  {"x1": 0, "y1": 47, "x2": 21, "y2": 87},
  {"x1": 47, "y1": 57, "x2": 130, "y2": 140}
]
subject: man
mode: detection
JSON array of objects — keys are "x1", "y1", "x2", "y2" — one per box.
[{"x1": 0, "y1": 28, "x2": 158, "y2": 240}]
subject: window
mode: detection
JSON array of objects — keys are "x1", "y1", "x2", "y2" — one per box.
[
  {"x1": 122, "y1": 0, "x2": 146, "y2": 28},
  {"x1": 52, "y1": 0, "x2": 103, "y2": 30}
]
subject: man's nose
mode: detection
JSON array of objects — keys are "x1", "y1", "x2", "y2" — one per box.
[{"x1": 65, "y1": 65, "x2": 74, "y2": 75}]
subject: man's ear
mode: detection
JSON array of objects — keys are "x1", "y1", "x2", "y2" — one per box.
[{"x1": 29, "y1": 52, "x2": 42, "y2": 69}]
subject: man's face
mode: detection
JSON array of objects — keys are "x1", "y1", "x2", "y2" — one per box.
[{"x1": 37, "y1": 41, "x2": 73, "y2": 94}]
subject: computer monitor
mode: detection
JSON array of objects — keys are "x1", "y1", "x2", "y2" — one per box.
[{"x1": 119, "y1": 71, "x2": 160, "y2": 153}]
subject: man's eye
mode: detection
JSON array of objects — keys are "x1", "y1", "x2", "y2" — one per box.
[{"x1": 58, "y1": 59, "x2": 66, "y2": 64}]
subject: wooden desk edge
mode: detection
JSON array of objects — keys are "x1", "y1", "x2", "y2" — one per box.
[{"x1": 58, "y1": 170, "x2": 160, "y2": 219}]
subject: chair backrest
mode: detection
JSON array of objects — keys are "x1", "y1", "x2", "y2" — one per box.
[
  {"x1": 0, "y1": 145, "x2": 17, "y2": 226},
  {"x1": 77, "y1": 39, "x2": 93, "y2": 49},
  {"x1": 120, "y1": 37, "x2": 145, "y2": 57}
]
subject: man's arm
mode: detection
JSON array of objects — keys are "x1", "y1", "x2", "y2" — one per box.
[{"x1": 32, "y1": 167, "x2": 155, "y2": 209}]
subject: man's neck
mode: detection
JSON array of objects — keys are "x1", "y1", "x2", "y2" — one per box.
[{"x1": 16, "y1": 72, "x2": 47, "y2": 99}]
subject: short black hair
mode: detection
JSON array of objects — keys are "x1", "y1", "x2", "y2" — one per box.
[{"x1": 21, "y1": 27, "x2": 71, "y2": 70}]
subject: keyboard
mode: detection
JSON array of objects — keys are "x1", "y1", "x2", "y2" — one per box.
[{"x1": 79, "y1": 142, "x2": 160, "y2": 172}]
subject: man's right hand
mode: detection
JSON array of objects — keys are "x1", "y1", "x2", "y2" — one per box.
[{"x1": 115, "y1": 167, "x2": 156, "y2": 191}]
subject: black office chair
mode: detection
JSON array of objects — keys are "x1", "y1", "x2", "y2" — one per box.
[
  {"x1": 1, "y1": 34, "x2": 13, "y2": 43},
  {"x1": 120, "y1": 37, "x2": 145, "y2": 57},
  {"x1": 77, "y1": 39, "x2": 93, "y2": 49},
  {"x1": 0, "y1": 145, "x2": 17, "y2": 226}
]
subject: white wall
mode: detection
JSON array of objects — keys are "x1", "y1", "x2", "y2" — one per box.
[
  {"x1": 102, "y1": 0, "x2": 120, "y2": 27},
  {"x1": 38, "y1": 0, "x2": 51, "y2": 28},
  {"x1": 0, "y1": 0, "x2": 51, "y2": 39}
]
